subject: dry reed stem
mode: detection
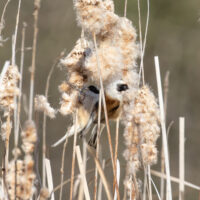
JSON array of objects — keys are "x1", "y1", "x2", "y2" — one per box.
[
  {"x1": 75, "y1": 146, "x2": 91, "y2": 200},
  {"x1": 93, "y1": 33, "x2": 120, "y2": 200},
  {"x1": 97, "y1": 159, "x2": 105, "y2": 200},
  {"x1": 16, "y1": 22, "x2": 26, "y2": 147},
  {"x1": 148, "y1": 165, "x2": 152, "y2": 200},
  {"x1": 69, "y1": 110, "x2": 78, "y2": 200},
  {"x1": 138, "y1": 0, "x2": 150, "y2": 86},
  {"x1": 0, "y1": 0, "x2": 10, "y2": 45},
  {"x1": 29, "y1": 0, "x2": 41, "y2": 120},
  {"x1": 113, "y1": 118, "x2": 119, "y2": 194},
  {"x1": 87, "y1": 146, "x2": 112, "y2": 200},
  {"x1": 161, "y1": 71, "x2": 170, "y2": 199},
  {"x1": 93, "y1": 89, "x2": 102, "y2": 200},
  {"x1": 45, "y1": 159, "x2": 55, "y2": 200},
  {"x1": 154, "y1": 56, "x2": 172, "y2": 200},
  {"x1": 151, "y1": 170, "x2": 200, "y2": 191},
  {"x1": 53, "y1": 161, "x2": 111, "y2": 193},
  {"x1": 179, "y1": 117, "x2": 185, "y2": 200},
  {"x1": 42, "y1": 57, "x2": 60, "y2": 187},
  {"x1": 78, "y1": 140, "x2": 87, "y2": 200},
  {"x1": 124, "y1": 0, "x2": 128, "y2": 17},
  {"x1": 59, "y1": 138, "x2": 68, "y2": 200}
]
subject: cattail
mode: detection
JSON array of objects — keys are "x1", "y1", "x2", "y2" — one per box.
[
  {"x1": 0, "y1": 65, "x2": 20, "y2": 112},
  {"x1": 74, "y1": 0, "x2": 118, "y2": 36},
  {"x1": 123, "y1": 85, "x2": 160, "y2": 176},
  {"x1": 6, "y1": 157, "x2": 36, "y2": 200},
  {"x1": 34, "y1": 95, "x2": 56, "y2": 118},
  {"x1": 38, "y1": 188, "x2": 50, "y2": 200},
  {"x1": 21, "y1": 120, "x2": 37, "y2": 154}
]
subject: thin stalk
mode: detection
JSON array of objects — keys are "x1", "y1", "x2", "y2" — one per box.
[
  {"x1": 29, "y1": 0, "x2": 41, "y2": 120},
  {"x1": 75, "y1": 146, "x2": 91, "y2": 200},
  {"x1": 87, "y1": 145, "x2": 112, "y2": 200},
  {"x1": 59, "y1": 138, "x2": 68, "y2": 200},
  {"x1": 93, "y1": 33, "x2": 120, "y2": 200},
  {"x1": 0, "y1": 0, "x2": 10, "y2": 37},
  {"x1": 97, "y1": 159, "x2": 105, "y2": 200},
  {"x1": 151, "y1": 169, "x2": 200, "y2": 191},
  {"x1": 147, "y1": 165, "x2": 152, "y2": 200},
  {"x1": 94, "y1": 89, "x2": 102, "y2": 200},
  {"x1": 161, "y1": 71, "x2": 170, "y2": 199},
  {"x1": 16, "y1": 22, "x2": 26, "y2": 147},
  {"x1": 69, "y1": 110, "x2": 78, "y2": 200},
  {"x1": 124, "y1": 0, "x2": 128, "y2": 17},
  {"x1": 179, "y1": 117, "x2": 185, "y2": 200},
  {"x1": 113, "y1": 118, "x2": 119, "y2": 193},
  {"x1": 78, "y1": 140, "x2": 87, "y2": 200},
  {"x1": 53, "y1": 160, "x2": 112, "y2": 193},
  {"x1": 154, "y1": 56, "x2": 172, "y2": 200},
  {"x1": 42, "y1": 57, "x2": 59, "y2": 187}
]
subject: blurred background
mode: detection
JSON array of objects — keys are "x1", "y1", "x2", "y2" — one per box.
[{"x1": 0, "y1": 0, "x2": 200, "y2": 199}]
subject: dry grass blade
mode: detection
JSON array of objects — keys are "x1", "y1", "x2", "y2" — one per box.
[
  {"x1": 87, "y1": 145, "x2": 112, "y2": 200},
  {"x1": 179, "y1": 117, "x2": 185, "y2": 200},
  {"x1": 75, "y1": 146, "x2": 91, "y2": 200},
  {"x1": 45, "y1": 159, "x2": 55, "y2": 200},
  {"x1": 69, "y1": 110, "x2": 78, "y2": 200},
  {"x1": 154, "y1": 56, "x2": 172, "y2": 200},
  {"x1": 151, "y1": 170, "x2": 200, "y2": 191},
  {"x1": 94, "y1": 89, "x2": 102, "y2": 200},
  {"x1": 97, "y1": 159, "x2": 105, "y2": 200},
  {"x1": 59, "y1": 138, "x2": 68, "y2": 200}
]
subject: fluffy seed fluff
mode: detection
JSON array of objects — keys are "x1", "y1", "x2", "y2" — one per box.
[
  {"x1": 123, "y1": 85, "x2": 160, "y2": 180},
  {"x1": 0, "y1": 64, "x2": 20, "y2": 113},
  {"x1": 5, "y1": 120, "x2": 37, "y2": 200},
  {"x1": 34, "y1": 95, "x2": 56, "y2": 118}
]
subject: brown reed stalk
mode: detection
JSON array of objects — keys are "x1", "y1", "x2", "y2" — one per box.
[
  {"x1": 87, "y1": 145, "x2": 112, "y2": 200},
  {"x1": 93, "y1": 33, "x2": 120, "y2": 200},
  {"x1": 69, "y1": 110, "x2": 78, "y2": 200},
  {"x1": 29, "y1": 0, "x2": 41, "y2": 120},
  {"x1": 97, "y1": 159, "x2": 105, "y2": 200},
  {"x1": 59, "y1": 138, "x2": 68, "y2": 200}
]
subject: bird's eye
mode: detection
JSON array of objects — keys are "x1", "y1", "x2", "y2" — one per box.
[
  {"x1": 117, "y1": 84, "x2": 129, "y2": 92},
  {"x1": 88, "y1": 85, "x2": 99, "y2": 94}
]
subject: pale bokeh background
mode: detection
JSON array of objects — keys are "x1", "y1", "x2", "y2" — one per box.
[{"x1": 0, "y1": 0, "x2": 200, "y2": 199}]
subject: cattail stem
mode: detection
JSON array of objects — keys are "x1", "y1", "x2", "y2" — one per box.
[
  {"x1": 179, "y1": 117, "x2": 185, "y2": 200},
  {"x1": 94, "y1": 89, "x2": 102, "y2": 200},
  {"x1": 29, "y1": 0, "x2": 41, "y2": 120},
  {"x1": 69, "y1": 110, "x2": 78, "y2": 200},
  {"x1": 154, "y1": 56, "x2": 172, "y2": 200}
]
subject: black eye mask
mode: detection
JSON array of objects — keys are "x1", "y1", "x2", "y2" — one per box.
[
  {"x1": 88, "y1": 85, "x2": 99, "y2": 94},
  {"x1": 117, "y1": 84, "x2": 129, "y2": 92}
]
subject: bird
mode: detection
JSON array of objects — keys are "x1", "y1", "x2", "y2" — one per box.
[{"x1": 52, "y1": 80, "x2": 129, "y2": 148}]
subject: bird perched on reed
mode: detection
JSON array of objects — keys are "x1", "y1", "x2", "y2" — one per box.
[{"x1": 52, "y1": 79, "x2": 129, "y2": 148}]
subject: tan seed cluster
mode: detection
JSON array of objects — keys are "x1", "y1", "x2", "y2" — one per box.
[
  {"x1": 123, "y1": 85, "x2": 160, "y2": 176},
  {"x1": 34, "y1": 95, "x2": 56, "y2": 118},
  {"x1": 0, "y1": 65, "x2": 20, "y2": 113}
]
